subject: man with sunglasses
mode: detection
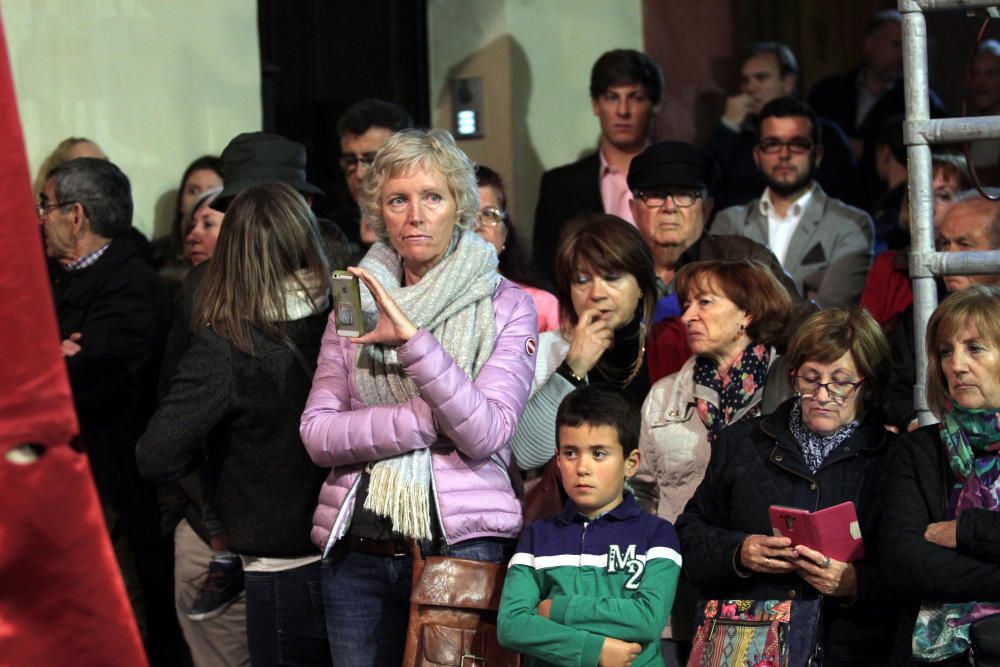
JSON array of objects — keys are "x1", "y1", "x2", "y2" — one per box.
[
  {"x1": 712, "y1": 97, "x2": 874, "y2": 310},
  {"x1": 332, "y1": 98, "x2": 413, "y2": 258}
]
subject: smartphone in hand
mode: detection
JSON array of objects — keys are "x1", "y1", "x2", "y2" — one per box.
[{"x1": 331, "y1": 270, "x2": 365, "y2": 337}]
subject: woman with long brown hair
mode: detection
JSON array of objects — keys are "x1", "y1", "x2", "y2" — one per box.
[{"x1": 138, "y1": 182, "x2": 334, "y2": 666}]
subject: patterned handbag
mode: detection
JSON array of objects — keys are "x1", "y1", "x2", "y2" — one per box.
[{"x1": 687, "y1": 598, "x2": 822, "y2": 667}]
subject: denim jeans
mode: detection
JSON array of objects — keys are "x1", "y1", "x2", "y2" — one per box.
[
  {"x1": 244, "y1": 560, "x2": 331, "y2": 666},
  {"x1": 321, "y1": 537, "x2": 514, "y2": 667}
]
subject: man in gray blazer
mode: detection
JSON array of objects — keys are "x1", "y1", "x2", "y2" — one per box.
[{"x1": 712, "y1": 97, "x2": 874, "y2": 308}]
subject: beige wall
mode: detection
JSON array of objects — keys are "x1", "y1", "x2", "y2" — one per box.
[
  {"x1": 428, "y1": 0, "x2": 643, "y2": 250},
  {"x1": 2, "y1": 1, "x2": 261, "y2": 238}
]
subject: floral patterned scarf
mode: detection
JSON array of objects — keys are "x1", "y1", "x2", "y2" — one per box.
[
  {"x1": 693, "y1": 343, "x2": 770, "y2": 443},
  {"x1": 913, "y1": 401, "x2": 1000, "y2": 661}
]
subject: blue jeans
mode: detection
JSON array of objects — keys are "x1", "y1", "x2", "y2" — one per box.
[
  {"x1": 321, "y1": 538, "x2": 513, "y2": 667},
  {"x1": 244, "y1": 560, "x2": 331, "y2": 666}
]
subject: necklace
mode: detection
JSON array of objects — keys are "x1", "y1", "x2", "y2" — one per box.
[{"x1": 594, "y1": 321, "x2": 647, "y2": 388}]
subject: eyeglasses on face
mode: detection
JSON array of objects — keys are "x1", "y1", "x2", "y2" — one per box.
[
  {"x1": 634, "y1": 190, "x2": 704, "y2": 209},
  {"x1": 338, "y1": 152, "x2": 377, "y2": 172},
  {"x1": 36, "y1": 200, "x2": 76, "y2": 218},
  {"x1": 790, "y1": 370, "x2": 865, "y2": 403},
  {"x1": 475, "y1": 206, "x2": 507, "y2": 228},
  {"x1": 757, "y1": 138, "x2": 815, "y2": 155}
]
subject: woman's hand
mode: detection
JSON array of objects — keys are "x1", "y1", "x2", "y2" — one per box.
[
  {"x1": 791, "y1": 545, "x2": 857, "y2": 598},
  {"x1": 564, "y1": 308, "x2": 614, "y2": 378},
  {"x1": 740, "y1": 535, "x2": 797, "y2": 573},
  {"x1": 598, "y1": 637, "x2": 641, "y2": 667},
  {"x1": 347, "y1": 266, "x2": 417, "y2": 346},
  {"x1": 925, "y1": 520, "x2": 958, "y2": 549}
]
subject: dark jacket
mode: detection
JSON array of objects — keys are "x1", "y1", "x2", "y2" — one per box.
[
  {"x1": 807, "y1": 68, "x2": 946, "y2": 208},
  {"x1": 879, "y1": 425, "x2": 1000, "y2": 664},
  {"x1": 137, "y1": 313, "x2": 329, "y2": 557},
  {"x1": 705, "y1": 117, "x2": 863, "y2": 211},
  {"x1": 883, "y1": 280, "x2": 948, "y2": 431},
  {"x1": 51, "y1": 237, "x2": 170, "y2": 535},
  {"x1": 676, "y1": 399, "x2": 897, "y2": 666},
  {"x1": 532, "y1": 152, "x2": 602, "y2": 287}
]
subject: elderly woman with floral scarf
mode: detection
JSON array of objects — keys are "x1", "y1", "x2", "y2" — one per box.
[
  {"x1": 882, "y1": 285, "x2": 1000, "y2": 665},
  {"x1": 632, "y1": 259, "x2": 792, "y2": 663},
  {"x1": 299, "y1": 129, "x2": 536, "y2": 667}
]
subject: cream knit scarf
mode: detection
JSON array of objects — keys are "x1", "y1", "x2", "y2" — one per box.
[{"x1": 354, "y1": 230, "x2": 499, "y2": 540}]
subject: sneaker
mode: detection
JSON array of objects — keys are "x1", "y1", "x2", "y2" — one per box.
[{"x1": 187, "y1": 558, "x2": 244, "y2": 621}]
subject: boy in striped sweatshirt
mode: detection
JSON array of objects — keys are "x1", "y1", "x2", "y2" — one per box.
[{"x1": 498, "y1": 385, "x2": 682, "y2": 666}]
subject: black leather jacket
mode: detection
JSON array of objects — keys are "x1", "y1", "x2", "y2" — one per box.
[{"x1": 677, "y1": 398, "x2": 897, "y2": 665}]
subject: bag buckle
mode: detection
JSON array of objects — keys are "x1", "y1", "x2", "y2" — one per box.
[{"x1": 461, "y1": 653, "x2": 486, "y2": 666}]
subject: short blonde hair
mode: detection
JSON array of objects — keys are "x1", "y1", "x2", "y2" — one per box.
[
  {"x1": 925, "y1": 285, "x2": 1000, "y2": 417},
  {"x1": 359, "y1": 128, "x2": 478, "y2": 240},
  {"x1": 786, "y1": 308, "x2": 891, "y2": 403}
]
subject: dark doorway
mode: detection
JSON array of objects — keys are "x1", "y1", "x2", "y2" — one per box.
[{"x1": 257, "y1": 0, "x2": 430, "y2": 218}]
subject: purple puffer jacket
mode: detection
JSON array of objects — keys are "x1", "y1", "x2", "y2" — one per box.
[{"x1": 300, "y1": 278, "x2": 537, "y2": 555}]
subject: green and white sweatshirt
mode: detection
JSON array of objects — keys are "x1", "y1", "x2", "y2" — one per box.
[{"x1": 498, "y1": 493, "x2": 682, "y2": 666}]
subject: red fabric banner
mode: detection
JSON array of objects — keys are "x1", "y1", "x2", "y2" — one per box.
[{"x1": 0, "y1": 12, "x2": 148, "y2": 667}]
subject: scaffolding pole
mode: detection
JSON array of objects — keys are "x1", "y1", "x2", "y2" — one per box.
[{"x1": 900, "y1": 0, "x2": 1000, "y2": 425}]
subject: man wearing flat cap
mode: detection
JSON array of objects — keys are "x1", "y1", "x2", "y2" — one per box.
[{"x1": 627, "y1": 139, "x2": 806, "y2": 380}]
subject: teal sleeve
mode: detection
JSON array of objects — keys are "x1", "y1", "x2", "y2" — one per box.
[
  {"x1": 497, "y1": 564, "x2": 605, "y2": 666},
  {"x1": 549, "y1": 559, "x2": 681, "y2": 643}
]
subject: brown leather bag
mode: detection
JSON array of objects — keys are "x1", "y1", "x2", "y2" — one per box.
[{"x1": 402, "y1": 545, "x2": 520, "y2": 667}]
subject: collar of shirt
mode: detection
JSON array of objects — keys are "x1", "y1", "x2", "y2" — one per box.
[
  {"x1": 64, "y1": 241, "x2": 111, "y2": 271},
  {"x1": 598, "y1": 148, "x2": 635, "y2": 224},
  {"x1": 557, "y1": 491, "x2": 642, "y2": 525},
  {"x1": 758, "y1": 184, "x2": 815, "y2": 221}
]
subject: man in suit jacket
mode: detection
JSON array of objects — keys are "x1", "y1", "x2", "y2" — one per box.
[
  {"x1": 533, "y1": 49, "x2": 662, "y2": 287},
  {"x1": 705, "y1": 41, "x2": 862, "y2": 211},
  {"x1": 712, "y1": 97, "x2": 874, "y2": 309}
]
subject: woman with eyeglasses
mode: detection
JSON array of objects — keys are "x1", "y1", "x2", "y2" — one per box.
[
  {"x1": 475, "y1": 165, "x2": 559, "y2": 332},
  {"x1": 880, "y1": 287, "x2": 1000, "y2": 664},
  {"x1": 675, "y1": 308, "x2": 897, "y2": 666}
]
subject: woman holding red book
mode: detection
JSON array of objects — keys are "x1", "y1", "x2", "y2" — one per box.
[{"x1": 676, "y1": 308, "x2": 896, "y2": 666}]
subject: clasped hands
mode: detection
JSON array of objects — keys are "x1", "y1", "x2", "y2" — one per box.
[{"x1": 739, "y1": 534, "x2": 857, "y2": 598}]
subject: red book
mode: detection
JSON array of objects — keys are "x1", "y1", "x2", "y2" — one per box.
[{"x1": 769, "y1": 501, "x2": 865, "y2": 562}]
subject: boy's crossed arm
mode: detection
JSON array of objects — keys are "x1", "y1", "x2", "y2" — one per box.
[
  {"x1": 498, "y1": 563, "x2": 643, "y2": 667},
  {"x1": 538, "y1": 548, "x2": 681, "y2": 643}
]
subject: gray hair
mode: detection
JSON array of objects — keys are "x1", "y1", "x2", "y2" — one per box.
[
  {"x1": 48, "y1": 158, "x2": 132, "y2": 238},
  {"x1": 359, "y1": 128, "x2": 478, "y2": 240},
  {"x1": 949, "y1": 189, "x2": 1000, "y2": 248}
]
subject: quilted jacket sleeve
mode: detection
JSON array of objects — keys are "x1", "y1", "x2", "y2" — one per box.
[{"x1": 300, "y1": 282, "x2": 537, "y2": 467}]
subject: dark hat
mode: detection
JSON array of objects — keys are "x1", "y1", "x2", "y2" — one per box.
[
  {"x1": 627, "y1": 140, "x2": 718, "y2": 193},
  {"x1": 212, "y1": 132, "x2": 323, "y2": 209}
]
